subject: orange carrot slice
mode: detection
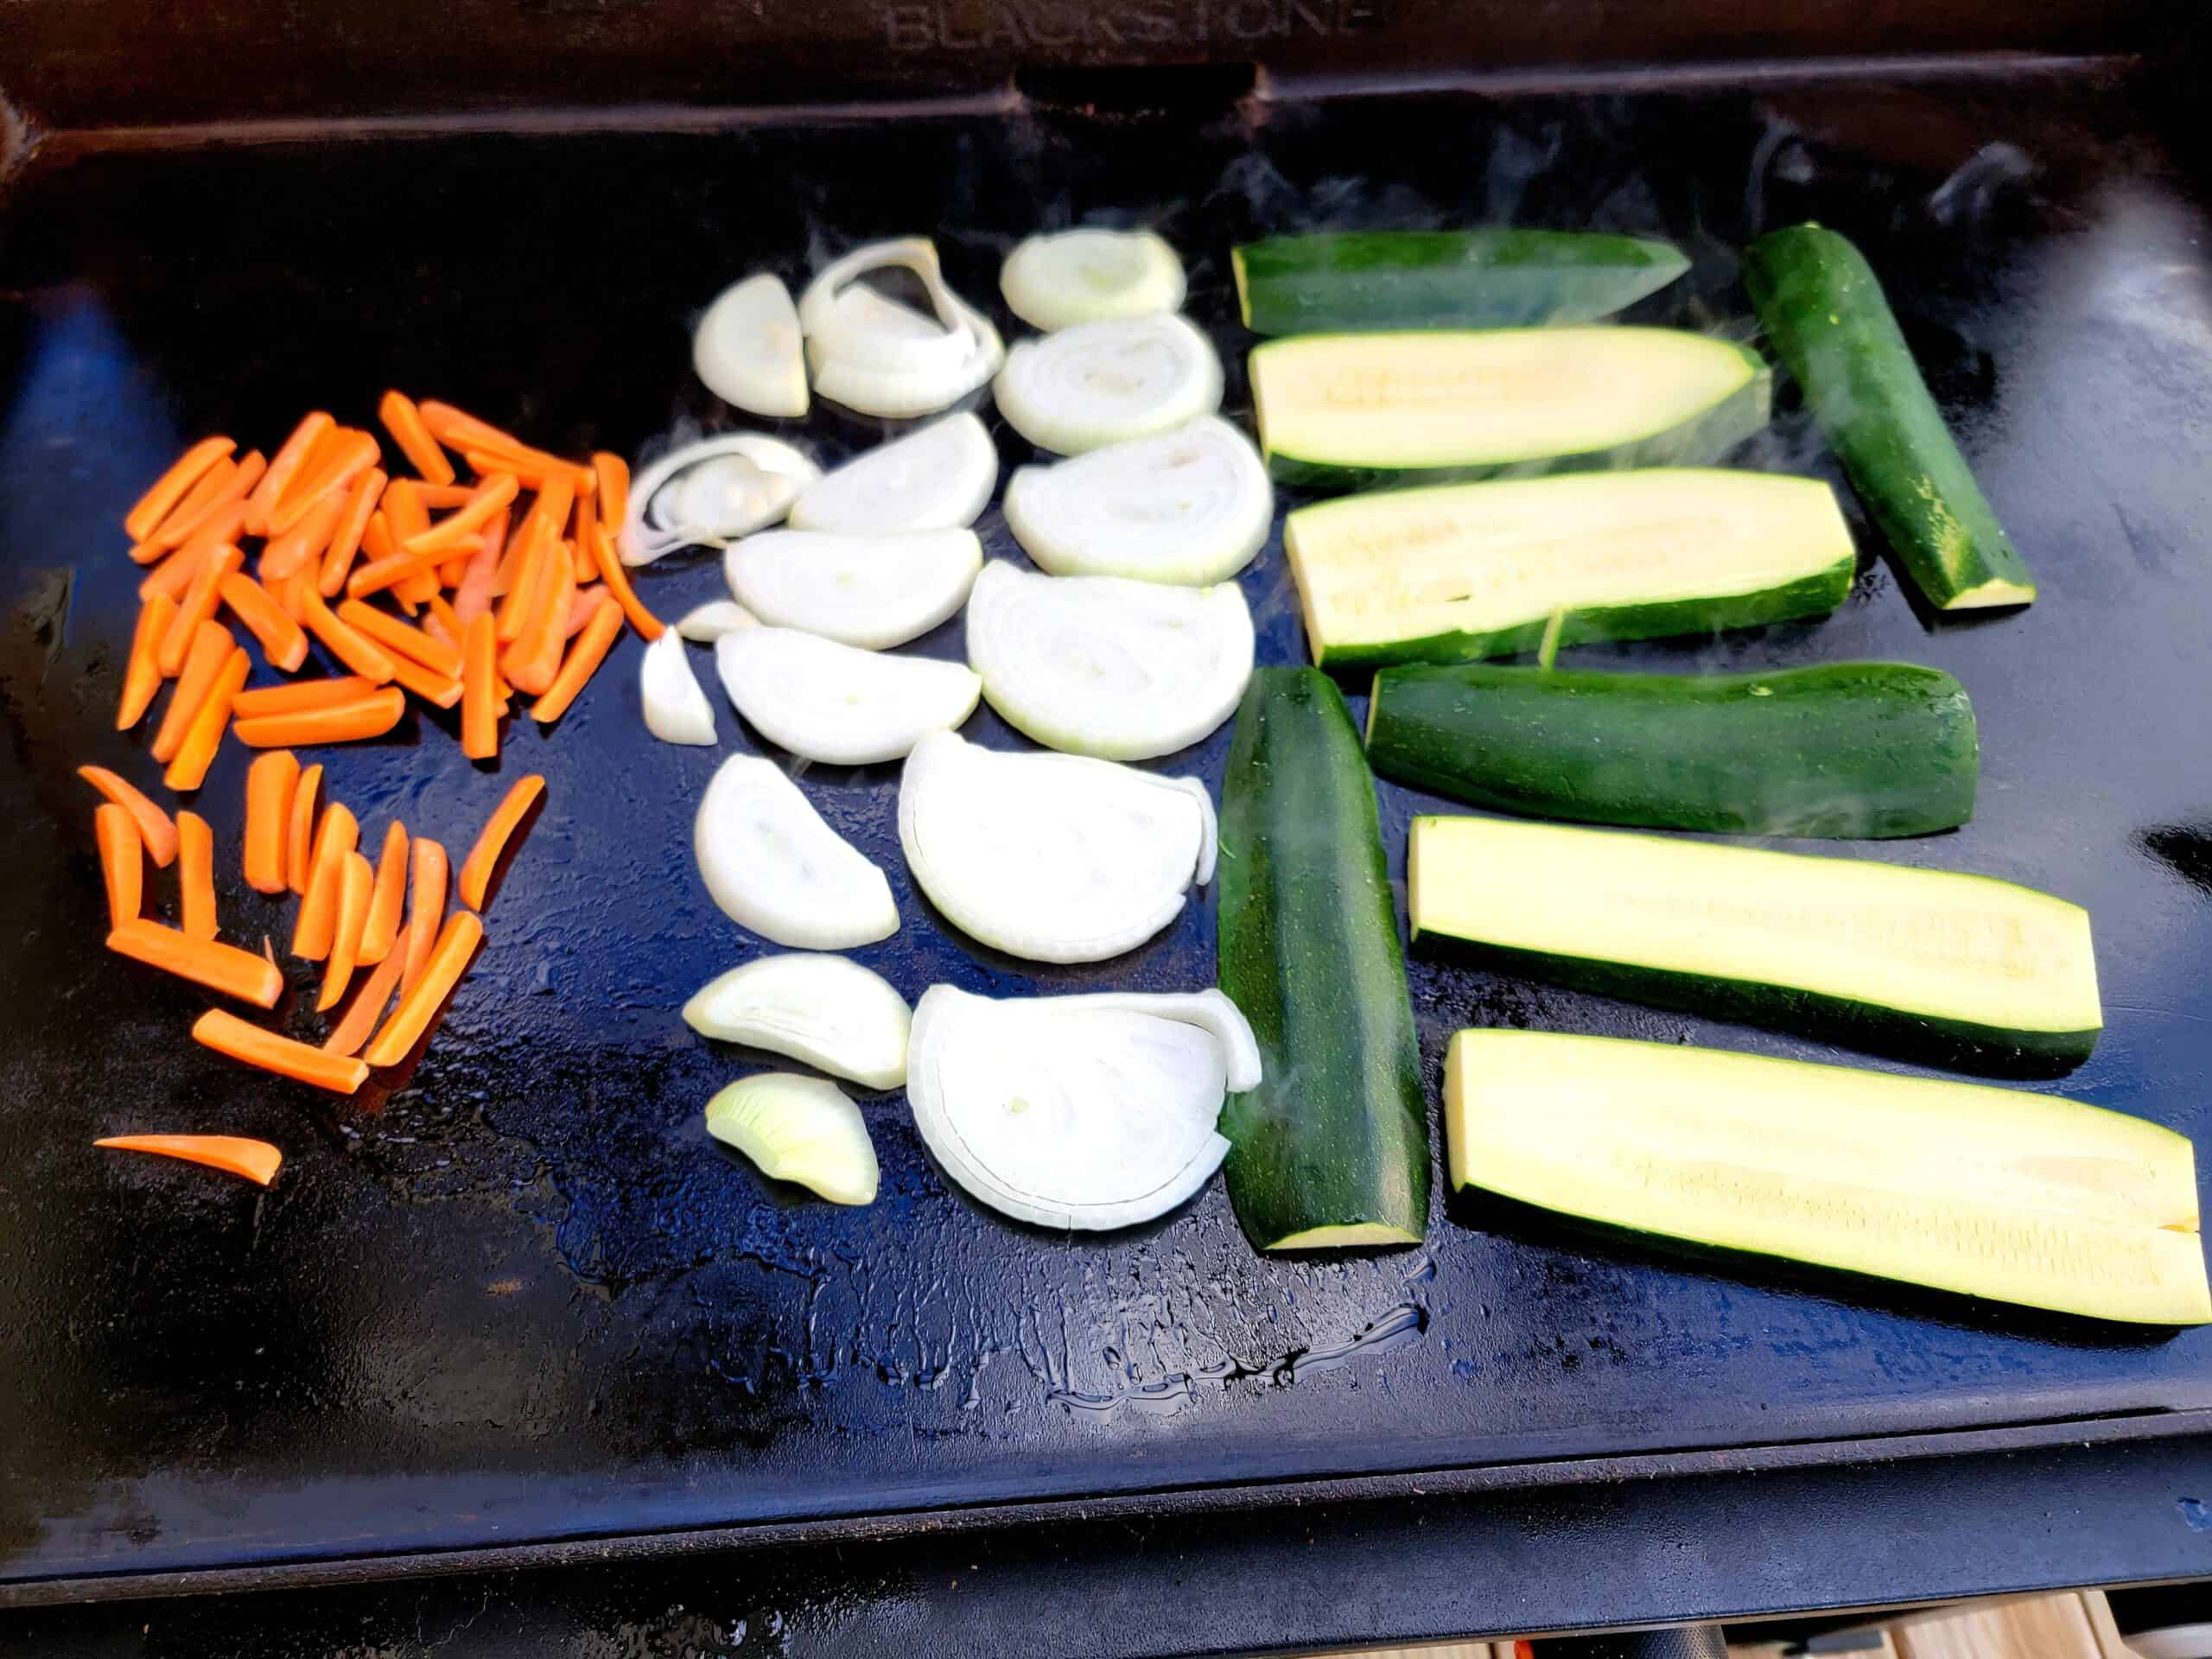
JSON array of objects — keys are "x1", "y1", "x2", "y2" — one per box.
[
  {"x1": 164, "y1": 647, "x2": 249, "y2": 792},
  {"x1": 462, "y1": 446, "x2": 592, "y2": 496},
  {"x1": 399, "y1": 472, "x2": 518, "y2": 558},
  {"x1": 319, "y1": 850, "x2": 375, "y2": 1011},
  {"x1": 364, "y1": 909, "x2": 484, "y2": 1067},
  {"x1": 138, "y1": 455, "x2": 238, "y2": 559},
  {"x1": 94, "y1": 803, "x2": 143, "y2": 929},
  {"x1": 297, "y1": 580, "x2": 397, "y2": 683},
  {"x1": 79, "y1": 765, "x2": 178, "y2": 867},
  {"x1": 151, "y1": 621, "x2": 235, "y2": 762},
  {"x1": 423, "y1": 592, "x2": 465, "y2": 650},
  {"x1": 590, "y1": 525, "x2": 664, "y2": 641},
  {"x1": 402, "y1": 836, "x2": 448, "y2": 994},
  {"x1": 269, "y1": 429, "x2": 379, "y2": 537},
  {"x1": 319, "y1": 466, "x2": 385, "y2": 599},
  {"x1": 279, "y1": 423, "x2": 350, "y2": 509},
  {"x1": 382, "y1": 475, "x2": 431, "y2": 543},
  {"x1": 108, "y1": 918, "x2": 282, "y2": 1006},
  {"x1": 416, "y1": 398, "x2": 519, "y2": 450},
  {"x1": 394, "y1": 567, "x2": 440, "y2": 611},
  {"x1": 233, "y1": 686, "x2": 406, "y2": 748},
  {"x1": 411, "y1": 484, "x2": 478, "y2": 510},
  {"x1": 233, "y1": 676, "x2": 377, "y2": 718},
  {"x1": 96, "y1": 1129, "x2": 285, "y2": 1185},
  {"x1": 461, "y1": 613, "x2": 499, "y2": 760},
  {"x1": 158, "y1": 542, "x2": 244, "y2": 677},
  {"x1": 286, "y1": 762, "x2": 323, "y2": 893},
  {"x1": 378, "y1": 391, "x2": 456, "y2": 487},
  {"x1": 243, "y1": 750, "x2": 299, "y2": 893},
  {"x1": 141, "y1": 450, "x2": 265, "y2": 557},
  {"x1": 117, "y1": 594, "x2": 176, "y2": 730},
  {"x1": 458, "y1": 774, "x2": 544, "y2": 912},
  {"x1": 502, "y1": 538, "x2": 574, "y2": 697},
  {"x1": 126, "y1": 436, "x2": 234, "y2": 542},
  {"x1": 345, "y1": 537, "x2": 451, "y2": 601},
  {"x1": 292, "y1": 801, "x2": 359, "y2": 960},
  {"x1": 563, "y1": 584, "x2": 610, "y2": 639},
  {"x1": 451, "y1": 511, "x2": 504, "y2": 623},
  {"x1": 383, "y1": 653, "x2": 463, "y2": 709},
  {"x1": 531, "y1": 590, "x2": 626, "y2": 723},
  {"x1": 260, "y1": 488, "x2": 348, "y2": 582},
  {"x1": 245, "y1": 413, "x2": 332, "y2": 537},
  {"x1": 359, "y1": 820, "x2": 409, "y2": 966},
  {"x1": 176, "y1": 810, "x2": 217, "y2": 940},
  {"x1": 218, "y1": 571, "x2": 309, "y2": 673},
  {"x1": 194, "y1": 1009, "x2": 368, "y2": 1096},
  {"x1": 322, "y1": 945, "x2": 405, "y2": 1058},
  {"x1": 334, "y1": 599, "x2": 463, "y2": 677},
  {"x1": 493, "y1": 516, "x2": 550, "y2": 644},
  {"x1": 138, "y1": 541, "x2": 207, "y2": 605},
  {"x1": 591, "y1": 453, "x2": 628, "y2": 538}
]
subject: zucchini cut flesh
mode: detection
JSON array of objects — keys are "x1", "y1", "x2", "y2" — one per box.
[
  {"x1": 1286, "y1": 467, "x2": 1855, "y2": 669},
  {"x1": 1445, "y1": 1030, "x2": 2209, "y2": 1325},
  {"x1": 1250, "y1": 326, "x2": 1768, "y2": 490},
  {"x1": 1409, "y1": 814, "x2": 2101, "y2": 1071}
]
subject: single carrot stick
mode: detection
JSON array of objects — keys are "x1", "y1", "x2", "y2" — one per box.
[
  {"x1": 279, "y1": 423, "x2": 350, "y2": 509},
  {"x1": 493, "y1": 517, "x2": 550, "y2": 645},
  {"x1": 384, "y1": 653, "x2": 463, "y2": 709},
  {"x1": 591, "y1": 453, "x2": 628, "y2": 535},
  {"x1": 245, "y1": 413, "x2": 332, "y2": 537},
  {"x1": 378, "y1": 391, "x2": 457, "y2": 487},
  {"x1": 459, "y1": 774, "x2": 545, "y2": 912},
  {"x1": 502, "y1": 540, "x2": 573, "y2": 696},
  {"x1": 138, "y1": 455, "x2": 238, "y2": 559},
  {"x1": 259, "y1": 488, "x2": 347, "y2": 582},
  {"x1": 334, "y1": 598, "x2": 463, "y2": 677},
  {"x1": 318, "y1": 850, "x2": 375, "y2": 1011},
  {"x1": 140, "y1": 451, "x2": 264, "y2": 557},
  {"x1": 172, "y1": 494, "x2": 251, "y2": 564},
  {"x1": 394, "y1": 567, "x2": 440, "y2": 612},
  {"x1": 462, "y1": 445, "x2": 594, "y2": 496},
  {"x1": 423, "y1": 592, "x2": 465, "y2": 651},
  {"x1": 322, "y1": 947, "x2": 404, "y2": 1058},
  {"x1": 117, "y1": 594, "x2": 176, "y2": 730},
  {"x1": 175, "y1": 810, "x2": 217, "y2": 940},
  {"x1": 364, "y1": 909, "x2": 484, "y2": 1067},
  {"x1": 218, "y1": 571, "x2": 310, "y2": 672},
  {"x1": 401, "y1": 836, "x2": 448, "y2": 994},
  {"x1": 158, "y1": 543, "x2": 244, "y2": 676},
  {"x1": 234, "y1": 686, "x2": 406, "y2": 748},
  {"x1": 589, "y1": 525, "x2": 664, "y2": 641},
  {"x1": 452, "y1": 509, "x2": 506, "y2": 624},
  {"x1": 96, "y1": 1129, "x2": 286, "y2": 1184},
  {"x1": 399, "y1": 471, "x2": 518, "y2": 558},
  {"x1": 194, "y1": 1009, "x2": 368, "y2": 1096},
  {"x1": 165, "y1": 646, "x2": 250, "y2": 792},
  {"x1": 410, "y1": 484, "x2": 478, "y2": 510},
  {"x1": 243, "y1": 750, "x2": 299, "y2": 893},
  {"x1": 359, "y1": 820, "x2": 409, "y2": 966},
  {"x1": 286, "y1": 762, "x2": 323, "y2": 893},
  {"x1": 416, "y1": 398, "x2": 523, "y2": 451},
  {"x1": 154, "y1": 622, "x2": 231, "y2": 770},
  {"x1": 460, "y1": 613, "x2": 499, "y2": 760},
  {"x1": 125, "y1": 436, "x2": 234, "y2": 541},
  {"x1": 531, "y1": 594, "x2": 626, "y2": 723},
  {"x1": 563, "y1": 584, "x2": 610, "y2": 639},
  {"x1": 319, "y1": 466, "x2": 385, "y2": 599},
  {"x1": 139, "y1": 541, "x2": 207, "y2": 607},
  {"x1": 79, "y1": 764, "x2": 179, "y2": 867},
  {"x1": 267, "y1": 563, "x2": 308, "y2": 623},
  {"x1": 382, "y1": 475, "x2": 431, "y2": 543},
  {"x1": 292, "y1": 800, "x2": 359, "y2": 959},
  {"x1": 233, "y1": 676, "x2": 377, "y2": 718},
  {"x1": 94, "y1": 803, "x2": 143, "y2": 929},
  {"x1": 570, "y1": 488, "x2": 601, "y2": 586},
  {"x1": 345, "y1": 537, "x2": 451, "y2": 601},
  {"x1": 108, "y1": 918, "x2": 282, "y2": 1006},
  {"x1": 296, "y1": 580, "x2": 397, "y2": 683},
  {"x1": 269, "y1": 429, "x2": 379, "y2": 537}
]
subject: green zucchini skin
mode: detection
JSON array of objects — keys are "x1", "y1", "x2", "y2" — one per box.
[
  {"x1": 1744, "y1": 223, "x2": 2036, "y2": 611},
  {"x1": 1364, "y1": 662, "x2": 1978, "y2": 838},
  {"x1": 1216, "y1": 668, "x2": 1431, "y2": 1249},
  {"x1": 1233, "y1": 230, "x2": 1690, "y2": 334}
]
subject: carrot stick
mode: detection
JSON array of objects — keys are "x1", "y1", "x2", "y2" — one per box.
[
  {"x1": 243, "y1": 750, "x2": 299, "y2": 893},
  {"x1": 269, "y1": 430, "x2": 379, "y2": 537},
  {"x1": 126, "y1": 436, "x2": 234, "y2": 542},
  {"x1": 383, "y1": 653, "x2": 463, "y2": 709},
  {"x1": 108, "y1": 918, "x2": 282, "y2": 1006},
  {"x1": 175, "y1": 810, "x2": 217, "y2": 940},
  {"x1": 382, "y1": 475, "x2": 431, "y2": 543},
  {"x1": 292, "y1": 801, "x2": 359, "y2": 959},
  {"x1": 139, "y1": 542, "x2": 207, "y2": 607},
  {"x1": 194, "y1": 1009, "x2": 368, "y2": 1096},
  {"x1": 378, "y1": 391, "x2": 456, "y2": 487},
  {"x1": 138, "y1": 455, "x2": 238, "y2": 559},
  {"x1": 296, "y1": 579, "x2": 397, "y2": 683},
  {"x1": 570, "y1": 489, "x2": 600, "y2": 586},
  {"x1": 79, "y1": 764, "x2": 179, "y2": 867},
  {"x1": 345, "y1": 538, "x2": 451, "y2": 601},
  {"x1": 590, "y1": 525, "x2": 664, "y2": 641},
  {"x1": 495, "y1": 518, "x2": 556, "y2": 646},
  {"x1": 260, "y1": 488, "x2": 348, "y2": 582},
  {"x1": 410, "y1": 484, "x2": 478, "y2": 510},
  {"x1": 401, "y1": 836, "x2": 448, "y2": 994},
  {"x1": 158, "y1": 543, "x2": 244, "y2": 677},
  {"x1": 96, "y1": 1129, "x2": 286, "y2": 1184},
  {"x1": 462, "y1": 446, "x2": 594, "y2": 496},
  {"x1": 117, "y1": 594, "x2": 176, "y2": 730},
  {"x1": 245, "y1": 413, "x2": 332, "y2": 537},
  {"x1": 423, "y1": 592, "x2": 465, "y2": 651},
  {"x1": 140, "y1": 451, "x2": 264, "y2": 557},
  {"x1": 234, "y1": 686, "x2": 406, "y2": 748},
  {"x1": 364, "y1": 909, "x2": 484, "y2": 1067},
  {"x1": 280, "y1": 423, "x2": 350, "y2": 510},
  {"x1": 334, "y1": 598, "x2": 464, "y2": 677},
  {"x1": 94, "y1": 803, "x2": 143, "y2": 929},
  {"x1": 268, "y1": 563, "x2": 308, "y2": 623},
  {"x1": 531, "y1": 592, "x2": 626, "y2": 723},
  {"x1": 461, "y1": 613, "x2": 499, "y2": 760},
  {"x1": 591, "y1": 452, "x2": 628, "y2": 537},
  {"x1": 563, "y1": 584, "x2": 610, "y2": 639},
  {"x1": 286, "y1": 762, "x2": 323, "y2": 893},
  {"x1": 399, "y1": 472, "x2": 518, "y2": 557},
  {"x1": 156, "y1": 626, "x2": 243, "y2": 772},
  {"x1": 459, "y1": 774, "x2": 545, "y2": 912},
  {"x1": 318, "y1": 849, "x2": 375, "y2": 1011},
  {"x1": 164, "y1": 646, "x2": 249, "y2": 792},
  {"x1": 451, "y1": 509, "x2": 505, "y2": 624},
  {"x1": 319, "y1": 466, "x2": 385, "y2": 599},
  {"x1": 416, "y1": 399, "x2": 524, "y2": 452},
  {"x1": 359, "y1": 820, "x2": 409, "y2": 966},
  {"x1": 233, "y1": 676, "x2": 378, "y2": 718},
  {"x1": 218, "y1": 571, "x2": 310, "y2": 673},
  {"x1": 502, "y1": 538, "x2": 573, "y2": 696},
  {"x1": 394, "y1": 568, "x2": 440, "y2": 611},
  {"x1": 322, "y1": 946, "x2": 404, "y2": 1058}
]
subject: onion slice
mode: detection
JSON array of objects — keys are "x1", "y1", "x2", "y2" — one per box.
[
  {"x1": 725, "y1": 528, "x2": 981, "y2": 650},
  {"x1": 965, "y1": 561, "x2": 1253, "y2": 760},
  {"x1": 788, "y1": 412, "x2": 997, "y2": 535},
  {"x1": 640, "y1": 627, "x2": 717, "y2": 746},
  {"x1": 705, "y1": 1073, "x2": 879, "y2": 1205},
  {"x1": 799, "y1": 238, "x2": 1004, "y2": 418},
  {"x1": 621, "y1": 434, "x2": 822, "y2": 567},
  {"x1": 684, "y1": 953, "x2": 911, "y2": 1089},
  {"x1": 1003, "y1": 416, "x2": 1270, "y2": 586},
  {"x1": 715, "y1": 627, "x2": 981, "y2": 765},
  {"x1": 898, "y1": 730, "x2": 1213, "y2": 963},
  {"x1": 906, "y1": 984, "x2": 1259, "y2": 1230},
  {"x1": 676, "y1": 600, "x2": 761, "y2": 642},
  {"x1": 695, "y1": 753, "x2": 898, "y2": 949},
  {"x1": 1000, "y1": 228, "x2": 1187, "y2": 333},
  {"x1": 694, "y1": 272, "x2": 809, "y2": 419},
  {"x1": 994, "y1": 313, "x2": 1223, "y2": 455}
]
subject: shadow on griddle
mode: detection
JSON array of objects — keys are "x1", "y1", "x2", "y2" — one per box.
[{"x1": 2138, "y1": 823, "x2": 2212, "y2": 899}]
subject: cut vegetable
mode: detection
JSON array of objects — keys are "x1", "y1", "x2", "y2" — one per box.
[
  {"x1": 117, "y1": 594, "x2": 176, "y2": 730},
  {"x1": 1446, "y1": 1030, "x2": 2209, "y2": 1325},
  {"x1": 798, "y1": 237, "x2": 1004, "y2": 418},
  {"x1": 694, "y1": 754, "x2": 898, "y2": 949},
  {"x1": 1409, "y1": 813, "x2": 2102, "y2": 1071},
  {"x1": 232, "y1": 687, "x2": 405, "y2": 749},
  {"x1": 359, "y1": 819, "x2": 408, "y2": 965},
  {"x1": 640, "y1": 627, "x2": 718, "y2": 746},
  {"x1": 319, "y1": 850, "x2": 374, "y2": 1012},
  {"x1": 898, "y1": 730, "x2": 1213, "y2": 963},
  {"x1": 378, "y1": 390, "x2": 457, "y2": 486},
  {"x1": 676, "y1": 600, "x2": 760, "y2": 641},
  {"x1": 242, "y1": 751, "x2": 299, "y2": 894},
  {"x1": 1001, "y1": 416, "x2": 1270, "y2": 587},
  {"x1": 1285, "y1": 468, "x2": 1855, "y2": 667},
  {"x1": 995, "y1": 313, "x2": 1223, "y2": 455},
  {"x1": 219, "y1": 570, "x2": 310, "y2": 671},
  {"x1": 402, "y1": 836, "x2": 448, "y2": 994},
  {"x1": 964, "y1": 562, "x2": 1252, "y2": 760},
  {"x1": 94, "y1": 804, "x2": 142, "y2": 929},
  {"x1": 1217, "y1": 669, "x2": 1429, "y2": 1250},
  {"x1": 713, "y1": 627, "x2": 980, "y2": 766},
  {"x1": 531, "y1": 595, "x2": 626, "y2": 724},
  {"x1": 1366, "y1": 661, "x2": 1979, "y2": 838},
  {"x1": 108, "y1": 919, "x2": 283, "y2": 1007},
  {"x1": 79, "y1": 766, "x2": 178, "y2": 868},
  {"x1": 150, "y1": 620, "x2": 236, "y2": 764},
  {"x1": 684, "y1": 953, "x2": 912, "y2": 1088},
  {"x1": 458, "y1": 773, "x2": 544, "y2": 912},
  {"x1": 96, "y1": 1130, "x2": 283, "y2": 1185},
  {"x1": 461, "y1": 613, "x2": 499, "y2": 760},
  {"x1": 286, "y1": 763, "x2": 322, "y2": 893},
  {"x1": 787, "y1": 412, "x2": 996, "y2": 535},
  {"x1": 704, "y1": 1073, "x2": 878, "y2": 1205},
  {"x1": 620, "y1": 434, "x2": 822, "y2": 566},
  {"x1": 176, "y1": 810, "x2": 217, "y2": 941},
  {"x1": 1000, "y1": 228, "x2": 1187, "y2": 333},
  {"x1": 724, "y1": 528, "x2": 981, "y2": 650},
  {"x1": 1745, "y1": 223, "x2": 2035, "y2": 611},
  {"x1": 292, "y1": 801, "x2": 359, "y2": 960},
  {"x1": 693, "y1": 272, "x2": 809, "y2": 418},
  {"x1": 322, "y1": 948, "x2": 405, "y2": 1059},
  {"x1": 126, "y1": 437, "x2": 234, "y2": 542},
  {"x1": 1233, "y1": 230, "x2": 1690, "y2": 335},
  {"x1": 905, "y1": 985, "x2": 1256, "y2": 1230},
  {"x1": 362, "y1": 910, "x2": 485, "y2": 1067},
  {"x1": 1251, "y1": 327, "x2": 1769, "y2": 489}
]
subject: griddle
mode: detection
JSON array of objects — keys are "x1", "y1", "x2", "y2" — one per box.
[{"x1": 3, "y1": 44, "x2": 2212, "y2": 1614}]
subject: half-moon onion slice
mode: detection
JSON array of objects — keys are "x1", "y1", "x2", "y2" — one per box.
[
  {"x1": 787, "y1": 411, "x2": 997, "y2": 535},
  {"x1": 694, "y1": 753, "x2": 899, "y2": 949},
  {"x1": 715, "y1": 627, "x2": 980, "y2": 765},
  {"x1": 620, "y1": 433, "x2": 822, "y2": 567},
  {"x1": 999, "y1": 228, "x2": 1188, "y2": 333},
  {"x1": 994, "y1": 313, "x2": 1223, "y2": 455},
  {"x1": 724, "y1": 527, "x2": 981, "y2": 651},
  {"x1": 693, "y1": 272, "x2": 809, "y2": 419},
  {"x1": 684, "y1": 953, "x2": 912, "y2": 1089},
  {"x1": 798, "y1": 238, "x2": 1004, "y2": 419}
]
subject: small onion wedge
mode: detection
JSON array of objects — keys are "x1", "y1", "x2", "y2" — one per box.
[
  {"x1": 622, "y1": 434, "x2": 822, "y2": 566},
  {"x1": 788, "y1": 412, "x2": 997, "y2": 535},
  {"x1": 694, "y1": 272, "x2": 809, "y2": 419},
  {"x1": 715, "y1": 627, "x2": 981, "y2": 765},
  {"x1": 725, "y1": 527, "x2": 981, "y2": 650},
  {"x1": 641, "y1": 627, "x2": 718, "y2": 746},
  {"x1": 695, "y1": 753, "x2": 899, "y2": 949},
  {"x1": 965, "y1": 561, "x2": 1253, "y2": 760},
  {"x1": 899, "y1": 730, "x2": 1214, "y2": 963},
  {"x1": 906, "y1": 984, "x2": 1259, "y2": 1230},
  {"x1": 705, "y1": 1073, "x2": 879, "y2": 1205},
  {"x1": 799, "y1": 238, "x2": 1004, "y2": 418},
  {"x1": 685, "y1": 953, "x2": 912, "y2": 1089},
  {"x1": 1000, "y1": 229, "x2": 1188, "y2": 333},
  {"x1": 677, "y1": 600, "x2": 761, "y2": 642},
  {"x1": 1003, "y1": 416, "x2": 1270, "y2": 586},
  {"x1": 994, "y1": 313, "x2": 1223, "y2": 455}
]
